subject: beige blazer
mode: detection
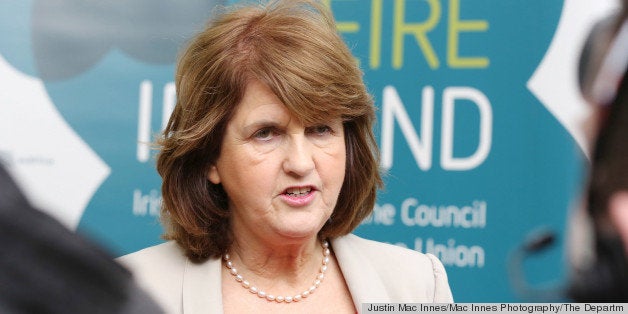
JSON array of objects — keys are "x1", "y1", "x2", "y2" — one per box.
[{"x1": 118, "y1": 234, "x2": 453, "y2": 313}]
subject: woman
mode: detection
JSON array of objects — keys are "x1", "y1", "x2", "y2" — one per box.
[{"x1": 119, "y1": 0, "x2": 453, "y2": 312}]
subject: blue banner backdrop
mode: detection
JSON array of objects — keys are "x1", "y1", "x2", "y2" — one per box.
[{"x1": 0, "y1": 0, "x2": 619, "y2": 302}]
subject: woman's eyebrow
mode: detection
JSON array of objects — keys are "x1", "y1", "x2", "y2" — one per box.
[{"x1": 242, "y1": 120, "x2": 285, "y2": 133}]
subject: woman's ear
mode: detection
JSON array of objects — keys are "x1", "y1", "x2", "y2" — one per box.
[
  {"x1": 207, "y1": 165, "x2": 221, "y2": 184},
  {"x1": 609, "y1": 191, "x2": 628, "y2": 254}
]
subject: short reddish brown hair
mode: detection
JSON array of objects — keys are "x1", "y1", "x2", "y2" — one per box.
[{"x1": 157, "y1": 0, "x2": 381, "y2": 261}]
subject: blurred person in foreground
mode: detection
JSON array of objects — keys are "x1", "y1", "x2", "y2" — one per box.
[
  {"x1": 568, "y1": 0, "x2": 628, "y2": 302},
  {"x1": 0, "y1": 163, "x2": 162, "y2": 313},
  {"x1": 118, "y1": 0, "x2": 453, "y2": 313}
]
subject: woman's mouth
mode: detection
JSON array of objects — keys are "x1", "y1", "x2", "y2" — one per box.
[
  {"x1": 284, "y1": 186, "x2": 312, "y2": 197},
  {"x1": 281, "y1": 186, "x2": 316, "y2": 206}
]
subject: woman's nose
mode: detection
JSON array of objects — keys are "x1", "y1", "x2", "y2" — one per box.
[{"x1": 282, "y1": 135, "x2": 315, "y2": 177}]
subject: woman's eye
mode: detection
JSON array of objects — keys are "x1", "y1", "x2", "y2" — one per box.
[
  {"x1": 253, "y1": 128, "x2": 275, "y2": 140},
  {"x1": 309, "y1": 125, "x2": 332, "y2": 135}
]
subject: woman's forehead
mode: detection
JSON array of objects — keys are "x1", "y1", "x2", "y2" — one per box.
[{"x1": 236, "y1": 78, "x2": 343, "y2": 123}]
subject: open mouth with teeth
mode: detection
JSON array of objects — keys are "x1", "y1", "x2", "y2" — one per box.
[
  {"x1": 280, "y1": 186, "x2": 316, "y2": 206},
  {"x1": 284, "y1": 186, "x2": 313, "y2": 197}
]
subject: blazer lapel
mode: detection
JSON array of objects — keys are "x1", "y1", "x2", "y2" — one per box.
[
  {"x1": 183, "y1": 257, "x2": 223, "y2": 314},
  {"x1": 332, "y1": 236, "x2": 391, "y2": 313}
]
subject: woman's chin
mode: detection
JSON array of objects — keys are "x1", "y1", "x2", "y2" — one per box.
[
  {"x1": 272, "y1": 225, "x2": 322, "y2": 242},
  {"x1": 277, "y1": 229, "x2": 317, "y2": 240},
  {"x1": 271, "y1": 214, "x2": 328, "y2": 238}
]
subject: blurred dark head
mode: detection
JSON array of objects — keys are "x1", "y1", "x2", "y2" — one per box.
[
  {"x1": 0, "y1": 164, "x2": 162, "y2": 313},
  {"x1": 570, "y1": 1, "x2": 628, "y2": 302}
]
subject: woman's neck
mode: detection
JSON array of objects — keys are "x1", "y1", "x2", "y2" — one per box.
[{"x1": 228, "y1": 235, "x2": 321, "y2": 279}]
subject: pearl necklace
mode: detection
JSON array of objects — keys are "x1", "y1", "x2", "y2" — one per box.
[{"x1": 223, "y1": 240, "x2": 330, "y2": 303}]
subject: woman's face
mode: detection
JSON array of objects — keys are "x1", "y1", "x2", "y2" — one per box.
[{"x1": 208, "y1": 80, "x2": 346, "y2": 244}]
